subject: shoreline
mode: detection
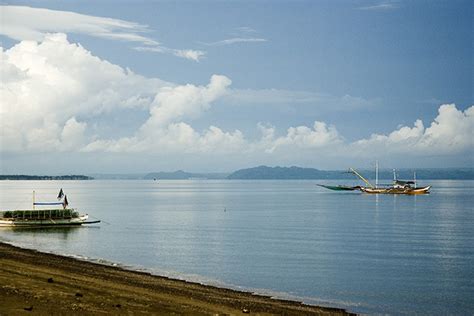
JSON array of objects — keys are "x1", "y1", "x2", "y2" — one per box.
[{"x1": 0, "y1": 241, "x2": 354, "y2": 315}]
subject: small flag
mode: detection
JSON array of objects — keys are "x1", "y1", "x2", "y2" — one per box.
[
  {"x1": 57, "y1": 188, "x2": 64, "y2": 200},
  {"x1": 63, "y1": 195, "x2": 69, "y2": 209}
]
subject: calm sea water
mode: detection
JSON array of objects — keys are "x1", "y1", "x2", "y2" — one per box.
[{"x1": 0, "y1": 180, "x2": 473, "y2": 315}]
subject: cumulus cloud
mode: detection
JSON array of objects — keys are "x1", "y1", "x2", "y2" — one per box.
[
  {"x1": 351, "y1": 104, "x2": 474, "y2": 155},
  {"x1": 0, "y1": 34, "x2": 237, "y2": 155},
  {"x1": 259, "y1": 122, "x2": 343, "y2": 153},
  {"x1": 83, "y1": 123, "x2": 246, "y2": 154},
  {"x1": 420, "y1": 104, "x2": 474, "y2": 150},
  {"x1": 139, "y1": 75, "x2": 232, "y2": 133},
  {"x1": 256, "y1": 104, "x2": 472, "y2": 160},
  {"x1": 1, "y1": 33, "x2": 166, "y2": 139},
  {"x1": 61, "y1": 117, "x2": 87, "y2": 150},
  {"x1": 0, "y1": 5, "x2": 204, "y2": 61}
]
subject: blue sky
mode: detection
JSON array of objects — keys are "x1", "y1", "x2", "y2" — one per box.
[{"x1": 0, "y1": 1, "x2": 472, "y2": 173}]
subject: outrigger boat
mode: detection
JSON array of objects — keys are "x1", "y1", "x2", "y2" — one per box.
[
  {"x1": 350, "y1": 162, "x2": 431, "y2": 195},
  {"x1": 0, "y1": 189, "x2": 100, "y2": 227}
]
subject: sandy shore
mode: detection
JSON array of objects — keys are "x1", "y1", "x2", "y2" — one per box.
[{"x1": 0, "y1": 242, "x2": 354, "y2": 315}]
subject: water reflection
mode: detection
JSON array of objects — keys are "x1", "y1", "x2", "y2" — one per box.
[
  {"x1": 0, "y1": 179, "x2": 472, "y2": 315},
  {"x1": 2, "y1": 226, "x2": 85, "y2": 240}
]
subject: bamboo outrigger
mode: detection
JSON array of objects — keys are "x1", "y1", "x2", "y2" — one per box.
[{"x1": 317, "y1": 184, "x2": 361, "y2": 191}]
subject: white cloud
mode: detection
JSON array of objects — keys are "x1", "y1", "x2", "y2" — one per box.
[
  {"x1": 358, "y1": 2, "x2": 399, "y2": 11},
  {"x1": 172, "y1": 49, "x2": 206, "y2": 62},
  {"x1": 139, "y1": 74, "x2": 232, "y2": 133},
  {"x1": 133, "y1": 46, "x2": 206, "y2": 62},
  {"x1": 201, "y1": 25, "x2": 267, "y2": 47},
  {"x1": 0, "y1": 34, "x2": 167, "y2": 152},
  {"x1": 269, "y1": 121, "x2": 343, "y2": 153},
  {"x1": 0, "y1": 34, "x2": 234, "y2": 154},
  {"x1": 351, "y1": 104, "x2": 474, "y2": 155},
  {"x1": 225, "y1": 89, "x2": 377, "y2": 111},
  {"x1": 0, "y1": 5, "x2": 204, "y2": 61},
  {"x1": 420, "y1": 104, "x2": 474, "y2": 151},
  {"x1": 287, "y1": 121, "x2": 342, "y2": 146},
  {"x1": 133, "y1": 46, "x2": 164, "y2": 53},
  {"x1": 61, "y1": 117, "x2": 87, "y2": 150},
  {"x1": 199, "y1": 126, "x2": 246, "y2": 153},
  {"x1": 83, "y1": 123, "x2": 246, "y2": 154},
  {"x1": 203, "y1": 38, "x2": 267, "y2": 46}
]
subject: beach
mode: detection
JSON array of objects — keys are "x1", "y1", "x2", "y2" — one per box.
[{"x1": 0, "y1": 242, "x2": 352, "y2": 315}]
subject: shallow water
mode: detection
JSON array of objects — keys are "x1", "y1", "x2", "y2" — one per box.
[{"x1": 0, "y1": 180, "x2": 473, "y2": 314}]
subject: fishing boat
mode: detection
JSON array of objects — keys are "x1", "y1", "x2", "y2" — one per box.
[
  {"x1": 0, "y1": 189, "x2": 100, "y2": 227},
  {"x1": 350, "y1": 163, "x2": 431, "y2": 195},
  {"x1": 359, "y1": 179, "x2": 431, "y2": 195}
]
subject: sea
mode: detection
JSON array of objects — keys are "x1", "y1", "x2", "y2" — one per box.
[{"x1": 0, "y1": 180, "x2": 473, "y2": 315}]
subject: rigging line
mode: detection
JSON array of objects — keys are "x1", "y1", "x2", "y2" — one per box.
[{"x1": 89, "y1": 215, "x2": 110, "y2": 225}]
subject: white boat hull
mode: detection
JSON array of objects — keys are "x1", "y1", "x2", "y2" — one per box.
[{"x1": 0, "y1": 214, "x2": 89, "y2": 227}]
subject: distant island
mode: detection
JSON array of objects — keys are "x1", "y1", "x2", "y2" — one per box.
[
  {"x1": 0, "y1": 175, "x2": 93, "y2": 180},
  {"x1": 226, "y1": 166, "x2": 474, "y2": 180}
]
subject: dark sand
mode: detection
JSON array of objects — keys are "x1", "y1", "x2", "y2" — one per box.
[{"x1": 0, "y1": 242, "x2": 354, "y2": 315}]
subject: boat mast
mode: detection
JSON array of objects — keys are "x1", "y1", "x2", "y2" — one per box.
[
  {"x1": 414, "y1": 171, "x2": 417, "y2": 188},
  {"x1": 33, "y1": 190, "x2": 35, "y2": 210},
  {"x1": 375, "y1": 160, "x2": 379, "y2": 188}
]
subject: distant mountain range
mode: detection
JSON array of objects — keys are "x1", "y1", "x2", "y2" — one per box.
[
  {"x1": 228, "y1": 166, "x2": 343, "y2": 179},
  {"x1": 4, "y1": 166, "x2": 472, "y2": 180},
  {"x1": 227, "y1": 166, "x2": 474, "y2": 180},
  {"x1": 142, "y1": 166, "x2": 474, "y2": 180}
]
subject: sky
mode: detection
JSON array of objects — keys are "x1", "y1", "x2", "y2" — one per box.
[{"x1": 0, "y1": 0, "x2": 472, "y2": 174}]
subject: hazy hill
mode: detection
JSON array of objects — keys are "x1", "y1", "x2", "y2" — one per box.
[
  {"x1": 227, "y1": 166, "x2": 474, "y2": 180},
  {"x1": 227, "y1": 166, "x2": 344, "y2": 179}
]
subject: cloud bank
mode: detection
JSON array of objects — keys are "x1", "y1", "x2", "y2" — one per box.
[
  {"x1": 1, "y1": 35, "x2": 472, "y2": 169},
  {"x1": 0, "y1": 5, "x2": 204, "y2": 61}
]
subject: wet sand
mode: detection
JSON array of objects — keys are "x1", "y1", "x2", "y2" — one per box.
[{"x1": 0, "y1": 242, "x2": 354, "y2": 315}]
